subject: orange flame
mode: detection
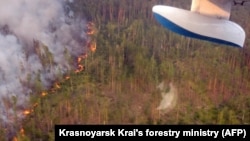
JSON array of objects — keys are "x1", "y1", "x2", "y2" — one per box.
[
  {"x1": 20, "y1": 128, "x2": 25, "y2": 136},
  {"x1": 12, "y1": 21, "x2": 96, "y2": 141},
  {"x1": 12, "y1": 137, "x2": 17, "y2": 141},
  {"x1": 82, "y1": 53, "x2": 88, "y2": 59},
  {"x1": 23, "y1": 110, "x2": 31, "y2": 115},
  {"x1": 74, "y1": 52, "x2": 87, "y2": 73},
  {"x1": 64, "y1": 75, "x2": 70, "y2": 80},
  {"x1": 53, "y1": 82, "x2": 61, "y2": 89},
  {"x1": 11, "y1": 127, "x2": 25, "y2": 141},
  {"x1": 77, "y1": 57, "x2": 82, "y2": 63},
  {"x1": 41, "y1": 92, "x2": 48, "y2": 97},
  {"x1": 33, "y1": 102, "x2": 38, "y2": 108},
  {"x1": 77, "y1": 52, "x2": 88, "y2": 60},
  {"x1": 89, "y1": 42, "x2": 96, "y2": 52},
  {"x1": 75, "y1": 64, "x2": 84, "y2": 73},
  {"x1": 56, "y1": 83, "x2": 61, "y2": 89},
  {"x1": 87, "y1": 30, "x2": 95, "y2": 35},
  {"x1": 86, "y1": 22, "x2": 96, "y2": 35}
]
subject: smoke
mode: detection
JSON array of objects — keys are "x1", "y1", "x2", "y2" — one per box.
[
  {"x1": 157, "y1": 82, "x2": 178, "y2": 114},
  {"x1": 0, "y1": 0, "x2": 87, "y2": 124}
]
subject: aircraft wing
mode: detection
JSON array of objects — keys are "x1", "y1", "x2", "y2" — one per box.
[
  {"x1": 191, "y1": 0, "x2": 233, "y2": 20},
  {"x1": 152, "y1": 0, "x2": 246, "y2": 47}
]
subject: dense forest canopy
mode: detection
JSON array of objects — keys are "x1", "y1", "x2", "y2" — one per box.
[{"x1": 1, "y1": 0, "x2": 250, "y2": 140}]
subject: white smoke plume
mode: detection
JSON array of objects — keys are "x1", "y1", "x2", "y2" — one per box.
[
  {"x1": 157, "y1": 82, "x2": 178, "y2": 114},
  {"x1": 0, "y1": 0, "x2": 87, "y2": 125}
]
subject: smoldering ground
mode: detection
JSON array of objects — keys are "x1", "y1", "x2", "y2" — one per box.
[{"x1": 0, "y1": 0, "x2": 87, "y2": 126}]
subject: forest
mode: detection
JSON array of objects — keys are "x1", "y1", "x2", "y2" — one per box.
[{"x1": 1, "y1": 0, "x2": 250, "y2": 140}]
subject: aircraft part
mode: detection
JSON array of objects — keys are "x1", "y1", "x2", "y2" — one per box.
[
  {"x1": 191, "y1": 0, "x2": 232, "y2": 20},
  {"x1": 152, "y1": 5, "x2": 245, "y2": 47}
]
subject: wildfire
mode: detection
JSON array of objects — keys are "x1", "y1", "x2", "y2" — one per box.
[
  {"x1": 14, "y1": 21, "x2": 97, "y2": 140},
  {"x1": 19, "y1": 128, "x2": 25, "y2": 136},
  {"x1": 12, "y1": 127, "x2": 26, "y2": 141},
  {"x1": 33, "y1": 102, "x2": 38, "y2": 108},
  {"x1": 89, "y1": 41, "x2": 96, "y2": 52},
  {"x1": 54, "y1": 82, "x2": 61, "y2": 89},
  {"x1": 23, "y1": 110, "x2": 32, "y2": 115},
  {"x1": 86, "y1": 22, "x2": 96, "y2": 35},
  {"x1": 79, "y1": 53, "x2": 88, "y2": 60},
  {"x1": 74, "y1": 53, "x2": 87, "y2": 73},
  {"x1": 74, "y1": 64, "x2": 84, "y2": 73},
  {"x1": 41, "y1": 91, "x2": 48, "y2": 97},
  {"x1": 77, "y1": 56, "x2": 82, "y2": 63},
  {"x1": 87, "y1": 30, "x2": 95, "y2": 35},
  {"x1": 86, "y1": 22, "x2": 97, "y2": 53},
  {"x1": 49, "y1": 81, "x2": 61, "y2": 93},
  {"x1": 64, "y1": 75, "x2": 70, "y2": 80},
  {"x1": 12, "y1": 137, "x2": 17, "y2": 141}
]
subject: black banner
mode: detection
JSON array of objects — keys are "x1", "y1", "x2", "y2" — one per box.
[{"x1": 55, "y1": 125, "x2": 250, "y2": 140}]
